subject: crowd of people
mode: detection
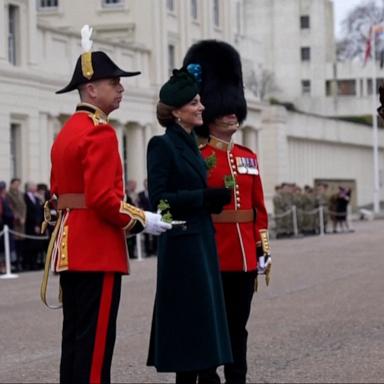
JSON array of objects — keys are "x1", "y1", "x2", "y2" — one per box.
[
  {"x1": 0, "y1": 178, "x2": 49, "y2": 272},
  {"x1": 0, "y1": 177, "x2": 158, "y2": 274},
  {"x1": 272, "y1": 182, "x2": 353, "y2": 238},
  {"x1": 1, "y1": 177, "x2": 354, "y2": 274}
]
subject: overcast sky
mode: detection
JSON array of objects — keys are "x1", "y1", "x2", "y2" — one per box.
[{"x1": 333, "y1": 0, "x2": 382, "y2": 37}]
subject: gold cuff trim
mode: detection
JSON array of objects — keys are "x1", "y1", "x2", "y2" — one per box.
[
  {"x1": 58, "y1": 225, "x2": 69, "y2": 270},
  {"x1": 120, "y1": 201, "x2": 146, "y2": 230},
  {"x1": 259, "y1": 229, "x2": 271, "y2": 255}
]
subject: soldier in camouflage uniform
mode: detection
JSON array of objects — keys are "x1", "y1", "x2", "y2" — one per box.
[
  {"x1": 315, "y1": 183, "x2": 330, "y2": 234},
  {"x1": 301, "y1": 185, "x2": 317, "y2": 235},
  {"x1": 272, "y1": 185, "x2": 284, "y2": 238},
  {"x1": 279, "y1": 183, "x2": 294, "y2": 237}
]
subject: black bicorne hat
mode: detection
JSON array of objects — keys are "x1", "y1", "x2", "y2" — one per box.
[
  {"x1": 183, "y1": 40, "x2": 247, "y2": 137},
  {"x1": 56, "y1": 51, "x2": 141, "y2": 94}
]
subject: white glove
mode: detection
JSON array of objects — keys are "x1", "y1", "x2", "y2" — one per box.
[
  {"x1": 143, "y1": 211, "x2": 172, "y2": 235},
  {"x1": 257, "y1": 254, "x2": 272, "y2": 275}
]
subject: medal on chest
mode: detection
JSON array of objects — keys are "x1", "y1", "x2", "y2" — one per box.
[{"x1": 236, "y1": 157, "x2": 259, "y2": 175}]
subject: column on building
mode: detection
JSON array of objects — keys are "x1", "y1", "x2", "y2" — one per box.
[
  {"x1": 144, "y1": 122, "x2": 156, "y2": 148},
  {"x1": 38, "y1": 112, "x2": 50, "y2": 184},
  {"x1": 123, "y1": 122, "x2": 146, "y2": 192},
  {"x1": 113, "y1": 120, "x2": 124, "y2": 157},
  {"x1": 0, "y1": 1, "x2": 6, "y2": 62},
  {"x1": 242, "y1": 125, "x2": 259, "y2": 154},
  {"x1": 28, "y1": 112, "x2": 45, "y2": 184},
  {"x1": 36, "y1": 114, "x2": 63, "y2": 185},
  {"x1": 259, "y1": 105, "x2": 289, "y2": 203},
  {"x1": 27, "y1": 0, "x2": 38, "y2": 66},
  {"x1": 0, "y1": 110, "x2": 11, "y2": 179}
]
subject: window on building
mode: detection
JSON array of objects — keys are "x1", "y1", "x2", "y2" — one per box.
[
  {"x1": 326, "y1": 79, "x2": 357, "y2": 96},
  {"x1": 301, "y1": 80, "x2": 311, "y2": 95},
  {"x1": 10, "y1": 123, "x2": 22, "y2": 178},
  {"x1": 39, "y1": 0, "x2": 58, "y2": 7},
  {"x1": 301, "y1": 47, "x2": 311, "y2": 61},
  {"x1": 367, "y1": 78, "x2": 383, "y2": 95},
  {"x1": 337, "y1": 80, "x2": 356, "y2": 96},
  {"x1": 213, "y1": 0, "x2": 220, "y2": 27},
  {"x1": 325, "y1": 80, "x2": 333, "y2": 96},
  {"x1": 102, "y1": 0, "x2": 123, "y2": 6},
  {"x1": 300, "y1": 15, "x2": 310, "y2": 29},
  {"x1": 168, "y1": 44, "x2": 175, "y2": 77},
  {"x1": 191, "y1": 0, "x2": 198, "y2": 20},
  {"x1": 167, "y1": 0, "x2": 175, "y2": 12},
  {"x1": 8, "y1": 5, "x2": 19, "y2": 65}
]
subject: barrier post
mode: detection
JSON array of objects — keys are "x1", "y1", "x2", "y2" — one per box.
[
  {"x1": 292, "y1": 206, "x2": 299, "y2": 237},
  {"x1": 319, "y1": 206, "x2": 325, "y2": 236},
  {"x1": 347, "y1": 205, "x2": 353, "y2": 232},
  {"x1": 136, "y1": 233, "x2": 143, "y2": 261},
  {"x1": 0, "y1": 225, "x2": 18, "y2": 279}
]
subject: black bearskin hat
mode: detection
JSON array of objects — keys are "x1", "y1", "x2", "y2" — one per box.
[{"x1": 183, "y1": 40, "x2": 247, "y2": 137}]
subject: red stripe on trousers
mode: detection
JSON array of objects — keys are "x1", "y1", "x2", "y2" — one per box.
[{"x1": 90, "y1": 273, "x2": 114, "y2": 384}]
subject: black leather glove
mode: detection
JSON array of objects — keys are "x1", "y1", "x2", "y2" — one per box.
[{"x1": 203, "y1": 188, "x2": 232, "y2": 214}]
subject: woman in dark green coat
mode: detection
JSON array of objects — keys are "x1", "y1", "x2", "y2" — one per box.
[{"x1": 146, "y1": 66, "x2": 233, "y2": 384}]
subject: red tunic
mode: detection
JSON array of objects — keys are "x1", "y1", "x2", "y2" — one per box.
[
  {"x1": 200, "y1": 136, "x2": 269, "y2": 272},
  {"x1": 49, "y1": 104, "x2": 144, "y2": 273}
]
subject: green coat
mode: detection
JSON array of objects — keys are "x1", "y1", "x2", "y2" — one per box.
[{"x1": 146, "y1": 124, "x2": 232, "y2": 372}]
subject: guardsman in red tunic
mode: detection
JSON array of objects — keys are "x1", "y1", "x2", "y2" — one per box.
[
  {"x1": 41, "y1": 26, "x2": 171, "y2": 384},
  {"x1": 184, "y1": 40, "x2": 271, "y2": 384}
]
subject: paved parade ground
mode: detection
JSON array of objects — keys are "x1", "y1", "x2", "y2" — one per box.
[{"x1": 1, "y1": 219, "x2": 384, "y2": 383}]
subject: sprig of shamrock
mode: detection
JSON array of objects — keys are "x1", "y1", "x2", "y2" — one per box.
[
  {"x1": 224, "y1": 175, "x2": 235, "y2": 189},
  {"x1": 157, "y1": 199, "x2": 173, "y2": 223},
  {"x1": 205, "y1": 153, "x2": 217, "y2": 171}
]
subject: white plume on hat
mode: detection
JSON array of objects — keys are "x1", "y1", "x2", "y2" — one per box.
[{"x1": 81, "y1": 25, "x2": 93, "y2": 52}]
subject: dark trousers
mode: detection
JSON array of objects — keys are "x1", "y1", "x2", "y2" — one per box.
[
  {"x1": 60, "y1": 271, "x2": 122, "y2": 384},
  {"x1": 176, "y1": 367, "x2": 220, "y2": 384},
  {"x1": 221, "y1": 271, "x2": 257, "y2": 384}
]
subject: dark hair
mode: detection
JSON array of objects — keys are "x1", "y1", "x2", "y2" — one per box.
[
  {"x1": 10, "y1": 178, "x2": 21, "y2": 184},
  {"x1": 156, "y1": 102, "x2": 176, "y2": 127}
]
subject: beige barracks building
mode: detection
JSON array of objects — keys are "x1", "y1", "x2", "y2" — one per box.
[{"x1": 1, "y1": 0, "x2": 383, "y2": 211}]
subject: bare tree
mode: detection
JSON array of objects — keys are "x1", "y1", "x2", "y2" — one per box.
[
  {"x1": 245, "y1": 67, "x2": 279, "y2": 101},
  {"x1": 337, "y1": 0, "x2": 384, "y2": 61}
]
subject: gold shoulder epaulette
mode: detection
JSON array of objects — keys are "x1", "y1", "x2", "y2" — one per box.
[
  {"x1": 88, "y1": 111, "x2": 108, "y2": 126},
  {"x1": 236, "y1": 143, "x2": 255, "y2": 155},
  {"x1": 76, "y1": 104, "x2": 108, "y2": 126}
]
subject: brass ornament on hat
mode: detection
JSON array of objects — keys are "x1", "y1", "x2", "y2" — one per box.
[
  {"x1": 81, "y1": 52, "x2": 94, "y2": 79},
  {"x1": 80, "y1": 24, "x2": 94, "y2": 80}
]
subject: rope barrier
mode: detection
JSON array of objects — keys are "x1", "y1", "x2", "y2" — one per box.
[
  {"x1": 7, "y1": 228, "x2": 48, "y2": 240},
  {"x1": 296, "y1": 207, "x2": 320, "y2": 215},
  {"x1": 273, "y1": 208, "x2": 293, "y2": 218},
  {"x1": 273, "y1": 207, "x2": 352, "y2": 219}
]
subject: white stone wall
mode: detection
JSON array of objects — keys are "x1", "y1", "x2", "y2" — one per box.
[
  {"x1": 2, "y1": 0, "x2": 383, "y2": 212},
  {"x1": 244, "y1": 0, "x2": 334, "y2": 102},
  {"x1": 259, "y1": 109, "x2": 384, "y2": 208}
]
